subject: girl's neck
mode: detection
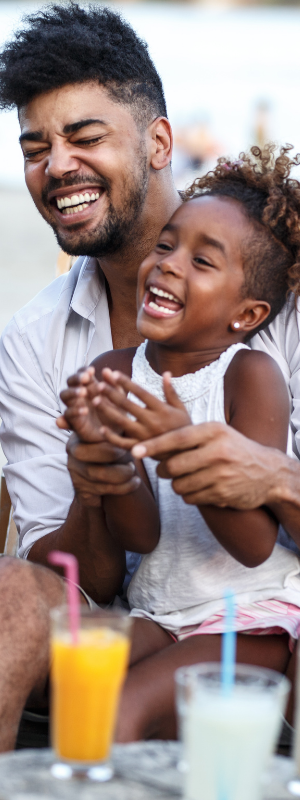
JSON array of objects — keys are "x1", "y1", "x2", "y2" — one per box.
[{"x1": 145, "y1": 341, "x2": 236, "y2": 377}]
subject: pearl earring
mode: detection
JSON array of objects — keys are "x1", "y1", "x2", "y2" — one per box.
[{"x1": 233, "y1": 322, "x2": 240, "y2": 329}]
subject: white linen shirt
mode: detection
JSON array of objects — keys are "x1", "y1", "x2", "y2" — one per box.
[{"x1": 0, "y1": 255, "x2": 299, "y2": 561}]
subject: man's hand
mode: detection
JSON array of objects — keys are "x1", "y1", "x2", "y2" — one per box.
[
  {"x1": 132, "y1": 421, "x2": 283, "y2": 509},
  {"x1": 93, "y1": 368, "x2": 191, "y2": 449},
  {"x1": 67, "y1": 434, "x2": 140, "y2": 507}
]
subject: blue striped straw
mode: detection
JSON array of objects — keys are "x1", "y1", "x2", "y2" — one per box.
[{"x1": 221, "y1": 589, "x2": 236, "y2": 696}]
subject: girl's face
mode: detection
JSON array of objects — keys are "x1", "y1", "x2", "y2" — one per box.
[{"x1": 137, "y1": 195, "x2": 258, "y2": 352}]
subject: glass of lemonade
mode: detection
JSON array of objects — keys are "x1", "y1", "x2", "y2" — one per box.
[
  {"x1": 176, "y1": 662, "x2": 290, "y2": 800},
  {"x1": 50, "y1": 605, "x2": 132, "y2": 781}
]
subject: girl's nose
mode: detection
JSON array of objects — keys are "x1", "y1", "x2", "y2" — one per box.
[{"x1": 157, "y1": 251, "x2": 184, "y2": 276}]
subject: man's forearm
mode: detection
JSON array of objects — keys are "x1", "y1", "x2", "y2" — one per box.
[
  {"x1": 131, "y1": 423, "x2": 300, "y2": 549},
  {"x1": 28, "y1": 497, "x2": 126, "y2": 605},
  {"x1": 267, "y1": 452, "x2": 300, "y2": 549}
]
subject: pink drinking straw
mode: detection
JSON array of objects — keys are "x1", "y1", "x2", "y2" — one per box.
[{"x1": 48, "y1": 551, "x2": 80, "y2": 644}]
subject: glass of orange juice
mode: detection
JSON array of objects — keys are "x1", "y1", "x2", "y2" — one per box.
[{"x1": 50, "y1": 605, "x2": 132, "y2": 781}]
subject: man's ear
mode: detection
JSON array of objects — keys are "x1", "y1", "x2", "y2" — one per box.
[
  {"x1": 230, "y1": 299, "x2": 271, "y2": 334},
  {"x1": 148, "y1": 117, "x2": 173, "y2": 171}
]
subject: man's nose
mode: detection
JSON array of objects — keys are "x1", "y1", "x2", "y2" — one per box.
[{"x1": 45, "y1": 141, "x2": 80, "y2": 179}]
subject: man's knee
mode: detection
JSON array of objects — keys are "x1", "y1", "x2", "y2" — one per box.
[{"x1": 0, "y1": 556, "x2": 65, "y2": 625}]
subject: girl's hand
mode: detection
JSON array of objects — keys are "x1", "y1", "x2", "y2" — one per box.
[
  {"x1": 95, "y1": 368, "x2": 191, "y2": 450},
  {"x1": 57, "y1": 367, "x2": 125, "y2": 443}
]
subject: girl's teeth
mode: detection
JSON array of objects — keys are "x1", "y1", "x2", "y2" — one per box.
[
  {"x1": 148, "y1": 301, "x2": 175, "y2": 315},
  {"x1": 149, "y1": 285, "x2": 179, "y2": 302}
]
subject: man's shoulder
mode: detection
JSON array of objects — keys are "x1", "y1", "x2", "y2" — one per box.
[
  {"x1": 11, "y1": 256, "x2": 86, "y2": 335},
  {"x1": 251, "y1": 294, "x2": 300, "y2": 361},
  {"x1": 0, "y1": 255, "x2": 107, "y2": 391}
]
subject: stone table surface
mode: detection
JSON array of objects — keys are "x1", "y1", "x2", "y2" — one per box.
[{"x1": 0, "y1": 742, "x2": 297, "y2": 800}]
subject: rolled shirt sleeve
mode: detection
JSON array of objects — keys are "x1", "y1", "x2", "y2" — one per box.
[
  {"x1": 0, "y1": 257, "x2": 112, "y2": 558},
  {"x1": 0, "y1": 315, "x2": 73, "y2": 557}
]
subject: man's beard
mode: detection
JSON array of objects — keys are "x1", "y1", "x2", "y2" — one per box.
[{"x1": 41, "y1": 156, "x2": 149, "y2": 258}]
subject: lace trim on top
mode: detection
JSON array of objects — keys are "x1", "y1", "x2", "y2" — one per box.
[{"x1": 131, "y1": 342, "x2": 249, "y2": 404}]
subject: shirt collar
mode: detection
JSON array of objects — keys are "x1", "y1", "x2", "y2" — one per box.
[{"x1": 69, "y1": 256, "x2": 104, "y2": 321}]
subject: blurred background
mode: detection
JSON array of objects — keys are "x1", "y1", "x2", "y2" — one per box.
[{"x1": 1, "y1": 0, "x2": 300, "y2": 465}]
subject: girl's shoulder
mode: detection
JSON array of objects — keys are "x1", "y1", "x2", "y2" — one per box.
[
  {"x1": 225, "y1": 347, "x2": 287, "y2": 391},
  {"x1": 224, "y1": 347, "x2": 290, "y2": 451},
  {"x1": 91, "y1": 347, "x2": 137, "y2": 381}
]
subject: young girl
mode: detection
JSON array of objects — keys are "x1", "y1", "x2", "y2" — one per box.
[{"x1": 59, "y1": 144, "x2": 300, "y2": 742}]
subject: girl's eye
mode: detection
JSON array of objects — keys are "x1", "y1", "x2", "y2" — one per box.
[
  {"x1": 194, "y1": 257, "x2": 212, "y2": 267},
  {"x1": 156, "y1": 242, "x2": 173, "y2": 252}
]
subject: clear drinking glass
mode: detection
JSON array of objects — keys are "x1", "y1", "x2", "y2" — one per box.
[
  {"x1": 287, "y1": 645, "x2": 300, "y2": 796},
  {"x1": 175, "y1": 662, "x2": 290, "y2": 800},
  {"x1": 50, "y1": 605, "x2": 132, "y2": 781}
]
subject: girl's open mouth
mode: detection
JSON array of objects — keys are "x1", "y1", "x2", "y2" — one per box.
[{"x1": 143, "y1": 285, "x2": 184, "y2": 318}]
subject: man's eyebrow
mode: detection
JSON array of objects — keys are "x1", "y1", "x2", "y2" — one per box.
[
  {"x1": 63, "y1": 118, "x2": 106, "y2": 135},
  {"x1": 19, "y1": 131, "x2": 43, "y2": 144},
  {"x1": 19, "y1": 118, "x2": 106, "y2": 144}
]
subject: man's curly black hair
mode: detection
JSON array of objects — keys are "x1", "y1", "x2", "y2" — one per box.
[
  {"x1": 0, "y1": 2, "x2": 167, "y2": 128},
  {"x1": 185, "y1": 143, "x2": 300, "y2": 334}
]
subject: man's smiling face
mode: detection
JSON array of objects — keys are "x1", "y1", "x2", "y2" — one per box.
[{"x1": 19, "y1": 81, "x2": 149, "y2": 257}]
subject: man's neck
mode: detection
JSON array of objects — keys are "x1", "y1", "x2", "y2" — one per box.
[{"x1": 98, "y1": 179, "x2": 181, "y2": 350}]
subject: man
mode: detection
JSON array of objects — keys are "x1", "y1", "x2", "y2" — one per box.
[
  {"x1": 0, "y1": 2, "x2": 181, "y2": 748},
  {"x1": 0, "y1": 3, "x2": 180, "y2": 606},
  {"x1": 0, "y1": 1, "x2": 299, "y2": 748}
]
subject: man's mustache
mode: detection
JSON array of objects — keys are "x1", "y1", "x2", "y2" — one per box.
[{"x1": 42, "y1": 174, "x2": 111, "y2": 204}]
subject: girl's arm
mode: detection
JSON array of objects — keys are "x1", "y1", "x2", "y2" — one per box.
[
  {"x1": 95, "y1": 351, "x2": 290, "y2": 567},
  {"x1": 102, "y1": 456, "x2": 160, "y2": 554},
  {"x1": 198, "y1": 349, "x2": 290, "y2": 567}
]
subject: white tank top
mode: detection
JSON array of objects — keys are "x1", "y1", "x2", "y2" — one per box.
[{"x1": 127, "y1": 342, "x2": 300, "y2": 636}]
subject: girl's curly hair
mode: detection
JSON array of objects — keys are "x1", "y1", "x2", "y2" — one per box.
[{"x1": 185, "y1": 144, "x2": 300, "y2": 332}]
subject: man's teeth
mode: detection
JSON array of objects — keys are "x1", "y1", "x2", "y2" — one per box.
[
  {"x1": 148, "y1": 301, "x2": 176, "y2": 315},
  {"x1": 56, "y1": 192, "x2": 100, "y2": 211},
  {"x1": 149, "y1": 285, "x2": 180, "y2": 303}
]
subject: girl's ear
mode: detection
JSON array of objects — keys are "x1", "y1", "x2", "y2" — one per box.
[
  {"x1": 148, "y1": 117, "x2": 173, "y2": 171},
  {"x1": 230, "y1": 299, "x2": 271, "y2": 334}
]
